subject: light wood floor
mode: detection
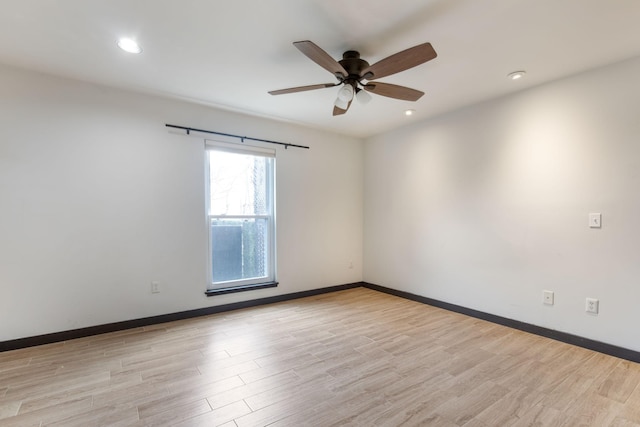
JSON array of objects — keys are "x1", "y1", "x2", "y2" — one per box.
[{"x1": 1, "y1": 288, "x2": 640, "y2": 427}]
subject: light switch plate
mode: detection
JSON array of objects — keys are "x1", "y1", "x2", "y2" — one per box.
[{"x1": 589, "y1": 213, "x2": 601, "y2": 228}]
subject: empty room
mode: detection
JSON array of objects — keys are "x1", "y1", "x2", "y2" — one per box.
[{"x1": 2, "y1": 1, "x2": 640, "y2": 425}]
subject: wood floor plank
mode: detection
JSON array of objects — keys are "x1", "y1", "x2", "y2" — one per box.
[
  {"x1": 243, "y1": 373, "x2": 335, "y2": 412},
  {"x1": 474, "y1": 385, "x2": 546, "y2": 425},
  {"x1": 1, "y1": 287, "x2": 639, "y2": 427},
  {"x1": 539, "y1": 373, "x2": 594, "y2": 411},
  {"x1": 510, "y1": 403, "x2": 573, "y2": 426},
  {"x1": 136, "y1": 392, "x2": 211, "y2": 421},
  {"x1": 431, "y1": 380, "x2": 510, "y2": 425},
  {"x1": 0, "y1": 401, "x2": 21, "y2": 420},
  {"x1": 43, "y1": 404, "x2": 140, "y2": 427},
  {"x1": 610, "y1": 416, "x2": 640, "y2": 427},
  {"x1": 134, "y1": 398, "x2": 212, "y2": 426},
  {"x1": 598, "y1": 360, "x2": 640, "y2": 403},
  {"x1": 0, "y1": 362, "x2": 60, "y2": 390},
  {"x1": 0, "y1": 357, "x2": 31, "y2": 374},
  {"x1": 205, "y1": 370, "x2": 299, "y2": 411},
  {"x1": 18, "y1": 370, "x2": 142, "y2": 415},
  {"x1": 178, "y1": 399, "x2": 251, "y2": 427},
  {"x1": 167, "y1": 372, "x2": 245, "y2": 401},
  {"x1": 369, "y1": 375, "x2": 456, "y2": 426},
  {"x1": 6, "y1": 370, "x2": 111, "y2": 403},
  {"x1": 564, "y1": 391, "x2": 626, "y2": 426},
  {"x1": 321, "y1": 390, "x2": 393, "y2": 427},
  {"x1": 615, "y1": 384, "x2": 640, "y2": 423},
  {"x1": 90, "y1": 379, "x2": 170, "y2": 410},
  {"x1": 0, "y1": 396, "x2": 93, "y2": 427}
]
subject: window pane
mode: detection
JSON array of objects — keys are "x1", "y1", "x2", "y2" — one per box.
[
  {"x1": 210, "y1": 218, "x2": 269, "y2": 284},
  {"x1": 209, "y1": 151, "x2": 269, "y2": 216},
  {"x1": 207, "y1": 144, "x2": 275, "y2": 290}
]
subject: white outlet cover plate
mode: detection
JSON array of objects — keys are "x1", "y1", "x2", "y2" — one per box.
[
  {"x1": 586, "y1": 297, "x2": 599, "y2": 314},
  {"x1": 543, "y1": 290, "x2": 554, "y2": 305},
  {"x1": 589, "y1": 213, "x2": 602, "y2": 228}
]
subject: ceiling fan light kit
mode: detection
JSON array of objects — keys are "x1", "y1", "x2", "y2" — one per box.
[
  {"x1": 337, "y1": 84, "x2": 354, "y2": 102},
  {"x1": 269, "y1": 40, "x2": 437, "y2": 116},
  {"x1": 334, "y1": 96, "x2": 350, "y2": 110},
  {"x1": 355, "y1": 88, "x2": 372, "y2": 105}
]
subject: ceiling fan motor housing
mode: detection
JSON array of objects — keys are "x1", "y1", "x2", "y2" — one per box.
[{"x1": 338, "y1": 51, "x2": 370, "y2": 85}]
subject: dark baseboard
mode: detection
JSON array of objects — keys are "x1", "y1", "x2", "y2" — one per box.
[
  {"x1": 363, "y1": 282, "x2": 640, "y2": 364},
  {"x1": 0, "y1": 282, "x2": 363, "y2": 353},
  {"x1": 5, "y1": 280, "x2": 639, "y2": 364}
]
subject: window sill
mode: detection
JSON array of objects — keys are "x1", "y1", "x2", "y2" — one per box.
[{"x1": 205, "y1": 281, "x2": 278, "y2": 296}]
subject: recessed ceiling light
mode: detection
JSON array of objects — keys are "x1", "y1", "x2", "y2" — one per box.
[
  {"x1": 405, "y1": 109, "x2": 415, "y2": 116},
  {"x1": 117, "y1": 38, "x2": 142, "y2": 54},
  {"x1": 508, "y1": 71, "x2": 526, "y2": 80}
]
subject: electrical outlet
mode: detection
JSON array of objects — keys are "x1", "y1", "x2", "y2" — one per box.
[
  {"x1": 543, "y1": 290, "x2": 554, "y2": 305},
  {"x1": 589, "y1": 213, "x2": 602, "y2": 228},
  {"x1": 586, "y1": 297, "x2": 599, "y2": 314},
  {"x1": 151, "y1": 281, "x2": 160, "y2": 294}
]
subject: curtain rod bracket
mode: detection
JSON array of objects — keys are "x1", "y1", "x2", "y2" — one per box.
[{"x1": 165, "y1": 124, "x2": 309, "y2": 150}]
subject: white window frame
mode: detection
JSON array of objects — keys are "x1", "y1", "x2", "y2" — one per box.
[{"x1": 205, "y1": 139, "x2": 276, "y2": 290}]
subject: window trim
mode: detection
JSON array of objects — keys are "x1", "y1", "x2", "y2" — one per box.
[
  {"x1": 204, "y1": 281, "x2": 279, "y2": 297},
  {"x1": 204, "y1": 139, "x2": 277, "y2": 293}
]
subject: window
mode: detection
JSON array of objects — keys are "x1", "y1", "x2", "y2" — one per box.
[{"x1": 205, "y1": 140, "x2": 276, "y2": 293}]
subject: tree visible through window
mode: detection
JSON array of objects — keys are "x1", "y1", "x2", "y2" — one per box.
[{"x1": 206, "y1": 141, "x2": 275, "y2": 289}]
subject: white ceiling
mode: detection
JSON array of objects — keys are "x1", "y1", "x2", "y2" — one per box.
[{"x1": 1, "y1": 0, "x2": 640, "y2": 138}]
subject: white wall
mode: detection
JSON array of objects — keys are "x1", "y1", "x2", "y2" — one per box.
[
  {"x1": 0, "y1": 64, "x2": 363, "y2": 341},
  {"x1": 364, "y1": 56, "x2": 640, "y2": 351}
]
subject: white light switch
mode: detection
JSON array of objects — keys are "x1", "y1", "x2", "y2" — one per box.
[{"x1": 589, "y1": 213, "x2": 601, "y2": 228}]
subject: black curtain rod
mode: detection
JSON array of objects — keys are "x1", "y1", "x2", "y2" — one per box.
[{"x1": 165, "y1": 124, "x2": 310, "y2": 150}]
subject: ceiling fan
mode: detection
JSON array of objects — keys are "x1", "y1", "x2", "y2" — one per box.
[{"x1": 268, "y1": 40, "x2": 437, "y2": 116}]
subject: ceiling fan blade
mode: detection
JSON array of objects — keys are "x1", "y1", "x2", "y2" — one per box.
[
  {"x1": 293, "y1": 40, "x2": 348, "y2": 79},
  {"x1": 361, "y1": 42, "x2": 437, "y2": 80},
  {"x1": 333, "y1": 100, "x2": 352, "y2": 116},
  {"x1": 269, "y1": 83, "x2": 338, "y2": 95},
  {"x1": 363, "y1": 82, "x2": 424, "y2": 101}
]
